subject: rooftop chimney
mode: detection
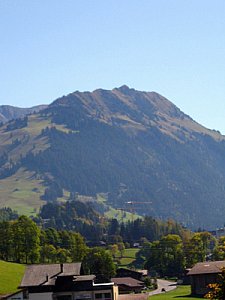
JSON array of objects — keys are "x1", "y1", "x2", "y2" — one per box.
[{"x1": 60, "y1": 263, "x2": 63, "y2": 273}]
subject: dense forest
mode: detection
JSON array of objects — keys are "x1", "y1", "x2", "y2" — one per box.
[
  {"x1": 37, "y1": 200, "x2": 188, "y2": 244},
  {"x1": 1, "y1": 206, "x2": 224, "y2": 279}
]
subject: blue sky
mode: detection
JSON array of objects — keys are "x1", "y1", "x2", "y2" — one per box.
[{"x1": 1, "y1": 1, "x2": 225, "y2": 133}]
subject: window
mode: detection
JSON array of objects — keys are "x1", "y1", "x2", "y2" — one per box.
[
  {"x1": 104, "y1": 293, "x2": 111, "y2": 300},
  {"x1": 57, "y1": 296, "x2": 72, "y2": 300},
  {"x1": 94, "y1": 293, "x2": 111, "y2": 300},
  {"x1": 75, "y1": 293, "x2": 91, "y2": 300}
]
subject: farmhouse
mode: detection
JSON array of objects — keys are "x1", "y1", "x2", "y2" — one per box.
[
  {"x1": 111, "y1": 277, "x2": 144, "y2": 294},
  {"x1": 19, "y1": 263, "x2": 118, "y2": 300},
  {"x1": 115, "y1": 268, "x2": 147, "y2": 282},
  {"x1": 188, "y1": 260, "x2": 225, "y2": 296}
]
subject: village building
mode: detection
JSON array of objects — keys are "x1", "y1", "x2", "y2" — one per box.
[
  {"x1": 115, "y1": 268, "x2": 147, "y2": 282},
  {"x1": 188, "y1": 260, "x2": 225, "y2": 296},
  {"x1": 111, "y1": 278, "x2": 144, "y2": 294},
  {"x1": 19, "y1": 263, "x2": 118, "y2": 300}
]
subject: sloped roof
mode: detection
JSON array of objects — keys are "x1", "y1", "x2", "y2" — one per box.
[
  {"x1": 188, "y1": 261, "x2": 225, "y2": 275},
  {"x1": 111, "y1": 277, "x2": 144, "y2": 288},
  {"x1": 20, "y1": 263, "x2": 81, "y2": 287},
  {"x1": 136, "y1": 269, "x2": 148, "y2": 276}
]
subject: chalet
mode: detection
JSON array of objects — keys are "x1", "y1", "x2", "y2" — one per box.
[
  {"x1": 19, "y1": 263, "x2": 118, "y2": 300},
  {"x1": 111, "y1": 277, "x2": 144, "y2": 294},
  {"x1": 115, "y1": 268, "x2": 147, "y2": 282},
  {"x1": 188, "y1": 260, "x2": 225, "y2": 296}
]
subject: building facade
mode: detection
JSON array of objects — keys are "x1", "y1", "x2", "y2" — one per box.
[
  {"x1": 20, "y1": 263, "x2": 118, "y2": 300},
  {"x1": 188, "y1": 261, "x2": 225, "y2": 296}
]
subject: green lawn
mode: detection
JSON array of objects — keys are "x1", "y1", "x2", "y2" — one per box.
[
  {"x1": 150, "y1": 285, "x2": 202, "y2": 299},
  {"x1": 0, "y1": 260, "x2": 25, "y2": 295},
  {"x1": 116, "y1": 248, "x2": 140, "y2": 267}
]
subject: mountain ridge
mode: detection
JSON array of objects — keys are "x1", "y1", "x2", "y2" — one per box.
[
  {"x1": 50, "y1": 86, "x2": 223, "y2": 142},
  {"x1": 0, "y1": 86, "x2": 225, "y2": 229},
  {"x1": 0, "y1": 104, "x2": 47, "y2": 123}
]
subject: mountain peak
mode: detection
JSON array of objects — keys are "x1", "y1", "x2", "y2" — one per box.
[{"x1": 115, "y1": 85, "x2": 134, "y2": 94}]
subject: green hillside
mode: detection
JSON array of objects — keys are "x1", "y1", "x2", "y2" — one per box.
[
  {"x1": 0, "y1": 114, "x2": 73, "y2": 215},
  {"x1": 0, "y1": 260, "x2": 25, "y2": 295}
]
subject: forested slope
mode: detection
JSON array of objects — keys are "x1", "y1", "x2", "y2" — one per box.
[{"x1": 1, "y1": 86, "x2": 225, "y2": 229}]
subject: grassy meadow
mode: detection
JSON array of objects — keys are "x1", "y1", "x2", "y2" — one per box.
[
  {"x1": 0, "y1": 113, "x2": 78, "y2": 216},
  {"x1": 0, "y1": 168, "x2": 45, "y2": 215},
  {"x1": 150, "y1": 285, "x2": 202, "y2": 299},
  {"x1": 0, "y1": 260, "x2": 25, "y2": 295},
  {"x1": 118, "y1": 248, "x2": 140, "y2": 267}
]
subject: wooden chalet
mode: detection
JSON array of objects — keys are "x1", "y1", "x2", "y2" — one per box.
[
  {"x1": 115, "y1": 268, "x2": 147, "y2": 282},
  {"x1": 188, "y1": 260, "x2": 225, "y2": 296},
  {"x1": 111, "y1": 278, "x2": 144, "y2": 294}
]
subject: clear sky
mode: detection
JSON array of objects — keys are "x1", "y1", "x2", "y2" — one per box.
[{"x1": 1, "y1": 1, "x2": 225, "y2": 133}]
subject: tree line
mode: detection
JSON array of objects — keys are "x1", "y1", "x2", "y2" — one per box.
[
  {"x1": 0, "y1": 215, "x2": 86, "y2": 264},
  {"x1": 0, "y1": 215, "x2": 116, "y2": 280},
  {"x1": 37, "y1": 201, "x2": 189, "y2": 245},
  {"x1": 2, "y1": 208, "x2": 225, "y2": 280},
  {"x1": 137, "y1": 231, "x2": 225, "y2": 278}
]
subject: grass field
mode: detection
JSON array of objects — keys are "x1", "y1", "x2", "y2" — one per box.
[
  {"x1": 116, "y1": 248, "x2": 140, "y2": 267},
  {"x1": 0, "y1": 114, "x2": 81, "y2": 215},
  {"x1": 150, "y1": 285, "x2": 202, "y2": 299},
  {"x1": 0, "y1": 168, "x2": 46, "y2": 215},
  {"x1": 104, "y1": 207, "x2": 141, "y2": 222},
  {"x1": 0, "y1": 260, "x2": 25, "y2": 295}
]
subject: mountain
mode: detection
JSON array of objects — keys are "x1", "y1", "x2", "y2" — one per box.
[
  {"x1": 0, "y1": 86, "x2": 225, "y2": 229},
  {"x1": 0, "y1": 104, "x2": 47, "y2": 123}
]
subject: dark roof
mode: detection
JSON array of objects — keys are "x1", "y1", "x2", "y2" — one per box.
[
  {"x1": 188, "y1": 261, "x2": 225, "y2": 275},
  {"x1": 111, "y1": 277, "x2": 144, "y2": 288},
  {"x1": 20, "y1": 263, "x2": 81, "y2": 287}
]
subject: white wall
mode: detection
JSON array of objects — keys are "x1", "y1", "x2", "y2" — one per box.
[{"x1": 29, "y1": 292, "x2": 52, "y2": 300}]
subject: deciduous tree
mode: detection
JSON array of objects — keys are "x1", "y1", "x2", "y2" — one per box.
[{"x1": 83, "y1": 247, "x2": 116, "y2": 281}]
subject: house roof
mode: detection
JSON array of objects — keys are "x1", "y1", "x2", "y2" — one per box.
[
  {"x1": 111, "y1": 277, "x2": 144, "y2": 288},
  {"x1": 188, "y1": 261, "x2": 225, "y2": 275},
  {"x1": 20, "y1": 263, "x2": 81, "y2": 287},
  {"x1": 136, "y1": 269, "x2": 148, "y2": 276}
]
